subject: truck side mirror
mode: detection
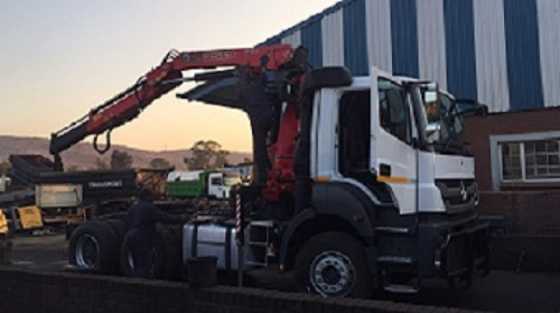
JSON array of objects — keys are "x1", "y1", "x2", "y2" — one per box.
[
  {"x1": 423, "y1": 82, "x2": 439, "y2": 104},
  {"x1": 425, "y1": 122, "x2": 441, "y2": 144}
]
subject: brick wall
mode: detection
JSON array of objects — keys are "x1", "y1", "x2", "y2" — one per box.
[
  {"x1": 479, "y1": 191, "x2": 560, "y2": 235},
  {"x1": 479, "y1": 191, "x2": 560, "y2": 272},
  {"x1": 0, "y1": 267, "x2": 487, "y2": 313},
  {"x1": 463, "y1": 107, "x2": 560, "y2": 191}
]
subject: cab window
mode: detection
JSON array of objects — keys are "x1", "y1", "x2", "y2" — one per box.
[
  {"x1": 378, "y1": 79, "x2": 411, "y2": 144},
  {"x1": 210, "y1": 177, "x2": 223, "y2": 186},
  {"x1": 338, "y1": 90, "x2": 371, "y2": 176}
]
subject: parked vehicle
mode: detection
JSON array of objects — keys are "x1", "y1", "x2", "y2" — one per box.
[
  {"x1": 167, "y1": 170, "x2": 240, "y2": 200},
  {"x1": 0, "y1": 176, "x2": 10, "y2": 193},
  {"x1": 56, "y1": 44, "x2": 489, "y2": 298}
]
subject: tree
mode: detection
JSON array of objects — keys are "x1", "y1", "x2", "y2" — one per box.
[
  {"x1": 213, "y1": 150, "x2": 230, "y2": 169},
  {"x1": 150, "y1": 158, "x2": 172, "y2": 170},
  {"x1": 110, "y1": 150, "x2": 133, "y2": 170},
  {"x1": 184, "y1": 140, "x2": 230, "y2": 170},
  {"x1": 0, "y1": 161, "x2": 11, "y2": 175},
  {"x1": 95, "y1": 158, "x2": 109, "y2": 170}
]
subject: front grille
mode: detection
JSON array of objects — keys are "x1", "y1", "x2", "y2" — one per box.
[{"x1": 436, "y1": 179, "x2": 479, "y2": 214}]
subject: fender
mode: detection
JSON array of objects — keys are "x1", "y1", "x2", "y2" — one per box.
[
  {"x1": 312, "y1": 182, "x2": 377, "y2": 238},
  {"x1": 279, "y1": 182, "x2": 377, "y2": 268},
  {"x1": 279, "y1": 208, "x2": 316, "y2": 268}
]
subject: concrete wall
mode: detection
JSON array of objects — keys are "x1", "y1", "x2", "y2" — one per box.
[{"x1": 0, "y1": 267, "x2": 487, "y2": 313}]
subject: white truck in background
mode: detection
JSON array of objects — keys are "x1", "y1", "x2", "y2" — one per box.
[
  {"x1": 0, "y1": 175, "x2": 11, "y2": 193},
  {"x1": 166, "y1": 170, "x2": 241, "y2": 200}
]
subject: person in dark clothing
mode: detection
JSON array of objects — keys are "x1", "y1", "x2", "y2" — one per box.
[{"x1": 125, "y1": 187, "x2": 187, "y2": 278}]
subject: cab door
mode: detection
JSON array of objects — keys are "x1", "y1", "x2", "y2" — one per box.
[{"x1": 370, "y1": 68, "x2": 418, "y2": 215}]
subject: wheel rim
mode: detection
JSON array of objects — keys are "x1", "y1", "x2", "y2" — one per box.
[
  {"x1": 309, "y1": 250, "x2": 355, "y2": 297},
  {"x1": 127, "y1": 246, "x2": 158, "y2": 275},
  {"x1": 75, "y1": 234, "x2": 100, "y2": 269},
  {"x1": 127, "y1": 249, "x2": 135, "y2": 270}
]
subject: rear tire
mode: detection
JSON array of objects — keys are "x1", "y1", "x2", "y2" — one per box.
[
  {"x1": 157, "y1": 225, "x2": 183, "y2": 280},
  {"x1": 120, "y1": 225, "x2": 182, "y2": 280},
  {"x1": 105, "y1": 219, "x2": 127, "y2": 243},
  {"x1": 294, "y1": 232, "x2": 373, "y2": 298},
  {"x1": 68, "y1": 220, "x2": 119, "y2": 274},
  {"x1": 120, "y1": 229, "x2": 158, "y2": 279}
]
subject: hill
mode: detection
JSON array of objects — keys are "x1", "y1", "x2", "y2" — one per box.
[{"x1": 0, "y1": 135, "x2": 251, "y2": 170}]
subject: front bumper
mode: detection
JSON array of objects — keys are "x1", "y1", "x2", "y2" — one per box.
[
  {"x1": 415, "y1": 213, "x2": 490, "y2": 281},
  {"x1": 433, "y1": 219, "x2": 490, "y2": 282}
]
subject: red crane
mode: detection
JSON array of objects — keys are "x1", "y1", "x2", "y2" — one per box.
[{"x1": 49, "y1": 44, "x2": 308, "y2": 202}]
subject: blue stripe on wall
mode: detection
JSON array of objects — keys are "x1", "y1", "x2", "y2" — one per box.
[
  {"x1": 343, "y1": 0, "x2": 368, "y2": 75},
  {"x1": 390, "y1": 0, "x2": 419, "y2": 78},
  {"x1": 443, "y1": 0, "x2": 477, "y2": 100},
  {"x1": 301, "y1": 20, "x2": 323, "y2": 68},
  {"x1": 503, "y1": 0, "x2": 544, "y2": 110}
]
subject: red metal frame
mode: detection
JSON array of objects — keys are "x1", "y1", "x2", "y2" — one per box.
[
  {"x1": 86, "y1": 45, "x2": 294, "y2": 135},
  {"x1": 53, "y1": 44, "x2": 300, "y2": 202}
]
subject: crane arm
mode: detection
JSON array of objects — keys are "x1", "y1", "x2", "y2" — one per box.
[{"x1": 49, "y1": 44, "x2": 294, "y2": 169}]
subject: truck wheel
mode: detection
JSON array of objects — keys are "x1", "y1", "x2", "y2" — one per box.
[
  {"x1": 105, "y1": 219, "x2": 127, "y2": 243},
  {"x1": 294, "y1": 232, "x2": 372, "y2": 298},
  {"x1": 157, "y1": 226, "x2": 183, "y2": 280},
  {"x1": 120, "y1": 226, "x2": 182, "y2": 280},
  {"x1": 120, "y1": 229, "x2": 160, "y2": 279},
  {"x1": 68, "y1": 221, "x2": 119, "y2": 274}
]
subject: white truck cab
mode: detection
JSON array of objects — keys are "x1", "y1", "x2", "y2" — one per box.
[
  {"x1": 207, "y1": 172, "x2": 240, "y2": 199},
  {"x1": 177, "y1": 65, "x2": 490, "y2": 298},
  {"x1": 310, "y1": 68, "x2": 478, "y2": 216}
]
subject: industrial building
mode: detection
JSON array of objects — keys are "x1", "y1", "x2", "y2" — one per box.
[{"x1": 262, "y1": 0, "x2": 560, "y2": 192}]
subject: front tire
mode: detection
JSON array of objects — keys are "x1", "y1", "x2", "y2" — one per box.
[{"x1": 294, "y1": 232, "x2": 373, "y2": 298}]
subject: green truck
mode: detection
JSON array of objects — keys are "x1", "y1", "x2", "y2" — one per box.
[{"x1": 166, "y1": 170, "x2": 240, "y2": 200}]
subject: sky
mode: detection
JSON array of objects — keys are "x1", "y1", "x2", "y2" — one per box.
[{"x1": 0, "y1": 0, "x2": 337, "y2": 152}]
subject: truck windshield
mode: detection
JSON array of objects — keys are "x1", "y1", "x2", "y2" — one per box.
[{"x1": 424, "y1": 93, "x2": 465, "y2": 153}]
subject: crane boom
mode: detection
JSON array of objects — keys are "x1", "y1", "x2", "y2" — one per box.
[{"x1": 49, "y1": 45, "x2": 295, "y2": 169}]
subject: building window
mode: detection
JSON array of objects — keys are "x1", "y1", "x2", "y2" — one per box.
[
  {"x1": 499, "y1": 139, "x2": 560, "y2": 182},
  {"x1": 524, "y1": 140, "x2": 560, "y2": 179},
  {"x1": 500, "y1": 142, "x2": 522, "y2": 180}
]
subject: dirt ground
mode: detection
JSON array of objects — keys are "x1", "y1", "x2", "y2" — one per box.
[
  {"x1": 9, "y1": 234, "x2": 68, "y2": 271},
  {"x1": 7, "y1": 234, "x2": 560, "y2": 313}
]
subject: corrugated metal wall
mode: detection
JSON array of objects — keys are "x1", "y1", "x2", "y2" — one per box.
[{"x1": 261, "y1": 0, "x2": 560, "y2": 113}]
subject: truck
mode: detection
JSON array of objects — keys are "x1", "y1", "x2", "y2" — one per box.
[
  {"x1": 0, "y1": 176, "x2": 10, "y2": 193},
  {"x1": 167, "y1": 170, "x2": 241, "y2": 200},
  {"x1": 53, "y1": 44, "x2": 488, "y2": 298},
  {"x1": 3, "y1": 153, "x2": 180, "y2": 233}
]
